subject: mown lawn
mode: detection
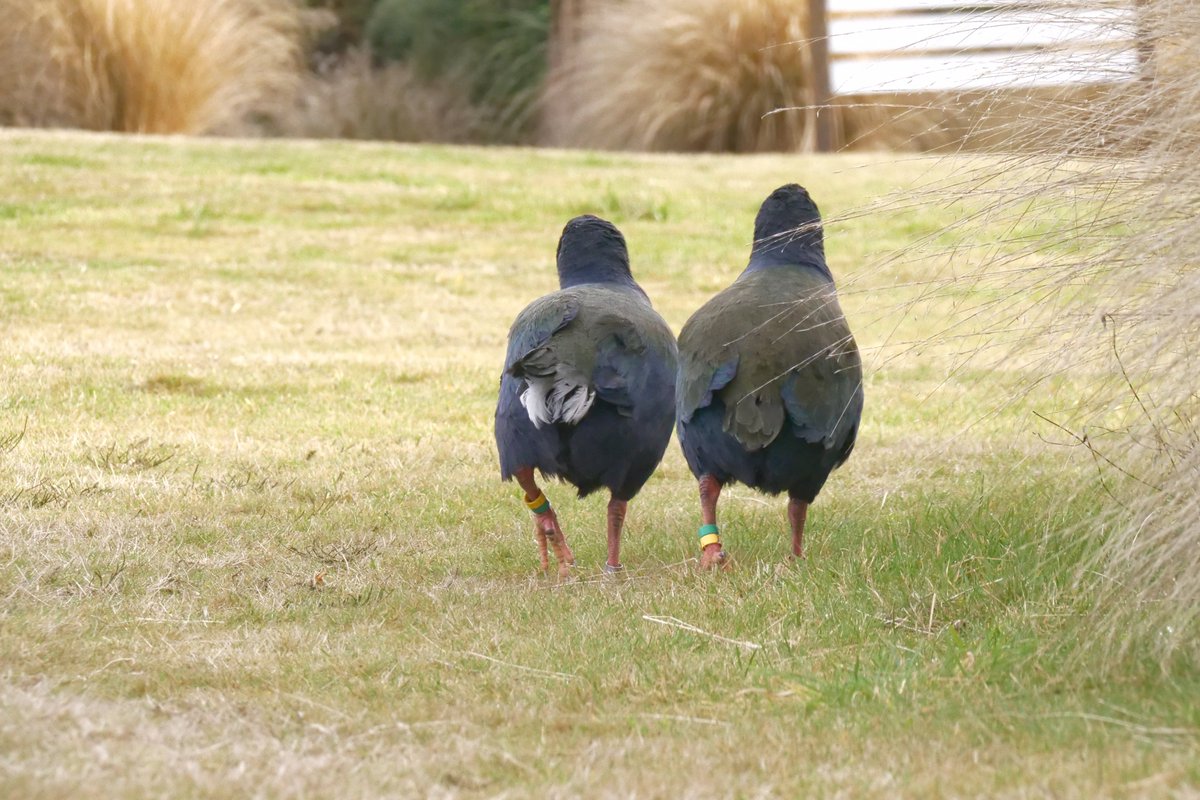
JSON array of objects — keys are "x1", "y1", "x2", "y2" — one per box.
[{"x1": 0, "y1": 129, "x2": 1196, "y2": 798}]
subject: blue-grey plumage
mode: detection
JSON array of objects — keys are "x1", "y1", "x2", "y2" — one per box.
[
  {"x1": 494, "y1": 215, "x2": 678, "y2": 574},
  {"x1": 675, "y1": 185, "x2": 863, "y2": 566}
]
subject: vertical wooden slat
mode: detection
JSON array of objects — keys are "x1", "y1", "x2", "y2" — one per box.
[{"x1": 806, "y1": 0, "x2": 836, "y2": 152}]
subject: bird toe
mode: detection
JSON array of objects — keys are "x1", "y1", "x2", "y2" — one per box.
[{"x1": 698, "y1": 546, "x2": 730, "y2": 572}]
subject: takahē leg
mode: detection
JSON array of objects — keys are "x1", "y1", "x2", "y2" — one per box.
[
  {"x1": 697, "y1": 474, "x2": 729, "y2": 570},
  {"x1": 605, "y1": 496, "x2": 627, "y2": 573},
  {"x1": 788, "y1": 496, "x2": 808, "y2": 560},
  {"x1": 515, "y1": 468, "x2": 574, "y2": 577}
]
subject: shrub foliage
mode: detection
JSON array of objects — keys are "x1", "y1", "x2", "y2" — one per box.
[{"x1": 366, "y1": 0, "x2": 549, "y2": 141}]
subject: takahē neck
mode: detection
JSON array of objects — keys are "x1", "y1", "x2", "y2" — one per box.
[
  {"x1": 745, "y1": 184, "x2": 832, "y2": 279},
  {"x1": 556, "y1": 215, "x2": 641, "y2": 291},
  {"x1": 745, "y1": 234, "x2": 831, "y2": 278}
]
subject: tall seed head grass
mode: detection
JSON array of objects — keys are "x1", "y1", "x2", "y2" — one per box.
[
  {"x1": 0, "y1": 0, "x2": 306, "y2": 135},
  {"x1": 1066, "y1": 0, "x2": 1200, "y2": 669},
  {"x1": 879, "y1": 0, "x2": 1200, "y2": 670}
]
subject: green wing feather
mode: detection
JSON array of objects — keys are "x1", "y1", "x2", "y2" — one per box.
[
  {"x1": 678, "y1": 269, "x2": 862, "y2": 451},
  {"x1": 509, "y1": 286, "x2": 676, "y2": 417}
]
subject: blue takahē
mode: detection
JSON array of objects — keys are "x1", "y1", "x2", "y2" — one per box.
[
  {"x1": 495, "y1": 215, "x2": 678, "y2": 575},
  {"x1": 676, "y1": 185, "x2": 863, "y2": 568}
]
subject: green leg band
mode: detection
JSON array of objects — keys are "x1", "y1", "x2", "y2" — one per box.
[
  {"x1": 524, "y1": 491, "x2": 551, "y2": 515},
  {"x1": 698, "y1": 523, "x2": 721, "y2": 549}
]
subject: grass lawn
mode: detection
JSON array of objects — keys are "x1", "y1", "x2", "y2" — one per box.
[{"x1": 1, "y1": 129, "x2": 1196, "y2": 797}]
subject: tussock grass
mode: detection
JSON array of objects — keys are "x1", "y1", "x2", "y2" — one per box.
[
  {"x1": 544, "y1": 0, "x2": 809, "y2": 152},
  {"x1": 542, "y1": 0, "x2": 955, "y2": 153},
  {"x1": 366, "y1": 0, "x2": 549, "y2": 143},
  {"x1": 0, "y1": 0, "x2": 305, "y2": 134}
]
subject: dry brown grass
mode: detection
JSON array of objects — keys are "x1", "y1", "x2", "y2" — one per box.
[
  {"x1": 0, "y1": 0, "x2": 305, "y2": 135},
  {"x1": 284, "y1": 49, "x2": 481, "y2": 143},
  {"x1": 544, "y1": 0, "x2": 956, "y2": 152}
]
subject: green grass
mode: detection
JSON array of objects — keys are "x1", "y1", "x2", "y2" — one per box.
[{"x1": 0, "y1": 129, "x2": 1196, "y2": 797}]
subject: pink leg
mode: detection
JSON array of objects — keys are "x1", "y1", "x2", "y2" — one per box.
[
  {"x1": 788, "y1": 497, "x2": 808, "y2": 560},
  {"x1": 515, "y1": 468, "x2": 574, "y2": 577},
  {"x1": 605, "y1": 496, "x2": 627, "y2": 572},
  {"x1": 698, "y1": 475, "x2": 728, "y2": 570}
]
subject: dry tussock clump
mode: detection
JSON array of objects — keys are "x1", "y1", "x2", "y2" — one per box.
[
  {"x1": 542, "y1": 0, "x2": 955, "y2": 153},
  {"x1": 544, "y1": 0, "x2": 811, "y2": 152},
  {"x1": 0, "y1": 0, "x2": 305, "y2": 135},
  {"x1": 285, "y1": 49, "x2": 481, "y2": 143}
]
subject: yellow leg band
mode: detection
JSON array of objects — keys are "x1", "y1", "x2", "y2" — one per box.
[
  {"x1": 698, "y1": 533, "x2": 721, "y2": 549},
  {"x1": 524, "y1": 492, "x2": 550, "y2": 514}
]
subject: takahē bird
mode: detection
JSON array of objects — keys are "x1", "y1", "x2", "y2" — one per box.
[
  {"x1": 495, "y1": 215, "x2": 678, "y2": 576},
  {"x1": 676, "y1": 184, "x2": 863, "y2": 569}
]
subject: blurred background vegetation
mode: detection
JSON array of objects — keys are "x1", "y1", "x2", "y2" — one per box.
[
  {"x1": 0, "y1": 0, "x2": 554, "y2": 143},
  {"x1": 0, "y1": 0, "x2": 974, "y2": 150},
  {"x1": 0, "y1": 0, "x2": 1148, "y2": 153}
]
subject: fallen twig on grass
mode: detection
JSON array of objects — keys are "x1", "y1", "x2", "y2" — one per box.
[
  {"x1": 637, "y1": 712, "x2": 730, "y2": 727},
  {"x1": 642, "y1": 615, "x2": 762, "y2": 651},
  {"x1": 1029, "y1": 711, "x2": 1198, "y2": 738},
  {"x1": 464, "y1": 651, "x2": 579, "y2": 682}
]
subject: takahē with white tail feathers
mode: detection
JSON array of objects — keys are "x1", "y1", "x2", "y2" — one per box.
[{"x1": 495, "y1": 215, "x2": 677, "y2": 576}]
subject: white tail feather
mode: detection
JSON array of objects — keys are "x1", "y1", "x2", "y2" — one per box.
[{"x1": 520, "y1": 371, "x2": 595, "y2": 428}]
